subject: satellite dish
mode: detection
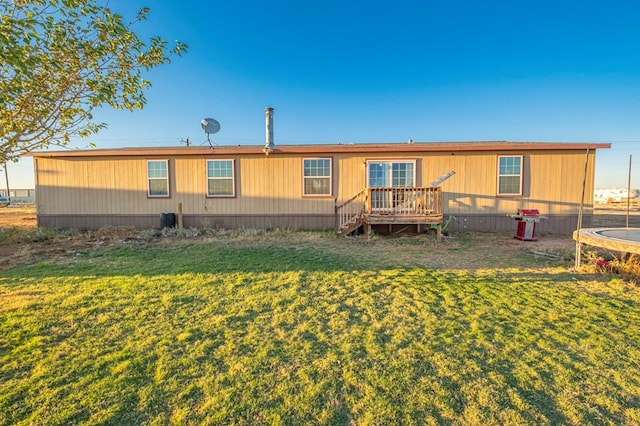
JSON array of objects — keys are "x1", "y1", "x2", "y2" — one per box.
[
  {"x1": 201, "y1": 118, "x2": 220, "y2": 134},
  {"x1": 201, "y1": 118, "x2": 220, "y2": 148}
]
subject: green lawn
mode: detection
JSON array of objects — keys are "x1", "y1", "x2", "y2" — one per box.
[{"x1": 1, "y1": 232, "x2": 639, "y2": 425}]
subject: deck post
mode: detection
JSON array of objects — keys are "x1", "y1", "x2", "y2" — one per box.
[{"x1": 436, "y1": 223, "x2": 442, "y2": 242}]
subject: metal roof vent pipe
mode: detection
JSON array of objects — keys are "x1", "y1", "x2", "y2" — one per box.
[{"x1": 264, "y1": 107, "x2": 275, "y2": 155}]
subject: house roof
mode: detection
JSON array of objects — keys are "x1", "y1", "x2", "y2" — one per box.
[{"x1": 27, "y1": 141, "x2": 611, "y2": 158}]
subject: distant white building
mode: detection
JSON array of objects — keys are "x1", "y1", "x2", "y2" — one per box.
[{"x1": 594, "y1": 188, "x2": 639, "y2": 204}]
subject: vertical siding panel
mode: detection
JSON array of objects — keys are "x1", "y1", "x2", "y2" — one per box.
[
  {"x1": 108, "y1": 160, "x2": 117, "y2": 215},
  {"x1": 464, "y1": 154, "x2": 480, "y2": 214},
  {"x1": 179, "y1": 157, "x2": 202, "y2": 215},
  {"x1": 274, "y1": 156, "x2": 287, "y2": 214},
  {"x1": 52, "y1": 159, "x2": 60, "y2": 213},
  {"x1": 196, "y1": 157, "x2": 205, "y2": 214},
  {"x1": 264, "y1": 156, "x2": 272, "y2": 216},
  {"x1": 128, "y1": 159, "x2": 136, "y2": 215},
  {"x1": 342, "y1": 155, "x2": 363, "y2": 201},
  {"x1": 253, "y1": 156, "x2": 262, "y2": 214},
  {"x1": 274, "y1": 155, "x2": 290, "y2": 214},
  {"x1": 120, "y1": 159, "x2": 130, "y2": 215},
  {"x1": 105, "y1": 159, "x2": 116, "y2": 214},
  {"x1": 559, "y1": 153, "x2": 572, "y2": 215},
  {"x1": 89, "y1": 160, "x2": 102, "y2": 215},
  {"x1": 471, "y1": 154, "x2": 484, "y2": 214},
  {"x1": 281, "y1": 157, "x2": 289, "y2": 215},
  {"x1": 65, "y1": 160, "x2": 77, "y2": 215},
  {"x1": 556, "y1": 153, "x2": 570, "y2": 214},
  {"x1": 286, "y1": 156, "x2": 296, "y2": 214},
  {"x1": 269, "y1": 156, "x2": 278, "y2": 215},
  {"x1": 443, "y1": 154, "x2": 462, "y2": 216},
  {"x1": 108, "y1": 159, "x2": 118, "y2": 214},
  {"x1": 543, "y1": 152, "x2": 553, "y2": 213},
  {"x1": 78, "y1": 159, "x2": 86, "y2": 214},
  {"x1": 543, "y1": 152, "x2": 557, "y2": 214},
  {"x1": 281, "y1": 157, "x2": 290, "y2": 214},
  {"x1": 174, "y1": 158, "x2": 184, "y2": 214},
  {"x1": 242, "y1": 157, "x2": 254, "y2": 215},
  {"x1": 260, "y1": 156, "x2": 270, "y2": 215},
  {"x1": 137, "y1": 159, "x2": 150, "y2": 215},
  {"x1": 58, "y1": 159, "x2": 69, "y2": 214},
  {"x1": 559, "y1": 152, "x2": 577, "y2": 215},
  {"x1": 130, "y1": 159, "x2": 139, "y2": 215},
  {"x1": 263, "y1": 156, "x2": 274, "y2": 216},
  {"x1": 278, "y1": 157, "x2": 286, "y2": 215}
]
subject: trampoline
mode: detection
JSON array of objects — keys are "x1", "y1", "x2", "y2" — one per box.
[{"x1": 573, "y1": 227, "x2": 640, "y2": 255}]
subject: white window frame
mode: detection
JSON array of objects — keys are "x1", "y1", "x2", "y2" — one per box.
[
  {"x1": 303, "y1": 157, "x2": 332, "y2": 197},
  {"x1": 206, "y1": 159, "x2": 235, "y2": 197},
  {"x1": 366, "y1": 160, "x2": 416, "y2": 188},
  {"x1": 147, "y1": 160, "x2": 169, "y2": 198},
  {"x1": 497, "y1": 155, "x2": 523, "y2": 196}
]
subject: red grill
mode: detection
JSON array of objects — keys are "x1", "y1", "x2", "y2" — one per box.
[{"x1": 511, "y1": 209, "x2": 541, "y2": 241}]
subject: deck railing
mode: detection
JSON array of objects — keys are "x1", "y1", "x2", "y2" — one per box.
[
  {"x1": 367, "y1": 187, "x2": 441, "y2": 215},
  {"x1": 336, "y1": 186, "x2": 442, "y2": 233}
]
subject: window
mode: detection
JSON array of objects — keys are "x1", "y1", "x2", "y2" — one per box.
[
  {"x1": 207, "y1": 159, "x2": 235, "y2": 197},
  {"x1": 497, "y1": 155, "x2": 523, "y2": 196},
  {"x1": 303, "y1": 158, "x2": 332, "y2": 196},
  {"x1": 147, "y1": 160, "x2": 169, "y2": 197}
]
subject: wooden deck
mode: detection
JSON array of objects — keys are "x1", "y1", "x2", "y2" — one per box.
[{"x1": 336, "y1": 187, "x2": 444, "y2": 240}]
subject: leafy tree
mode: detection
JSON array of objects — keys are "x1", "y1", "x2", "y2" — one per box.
[{"x1": 0, "y1": 0, "x2": 187, "y2": 162}]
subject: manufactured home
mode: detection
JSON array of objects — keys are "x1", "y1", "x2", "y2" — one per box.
[{"x1": 28, "y1": 141, "x2": 609, "y2": 236}]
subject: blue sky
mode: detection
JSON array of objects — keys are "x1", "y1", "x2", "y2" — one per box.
[{"x1": 6, "y1": 0, "x2": 640, "y2": 189}]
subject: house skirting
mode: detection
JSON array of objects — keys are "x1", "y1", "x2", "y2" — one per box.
[
  {"x1": 371, "y1": 213, "x2": 591, "y2": 236},
  {"x1": 36, "y1": 214, "x2": 336, "y2": 231},
  {"x1": 443, "y1": 213, "x2": 593, "y2": 235},
  {"x1": 36, "y1": 213, "x2": 592, "y2": 235}
]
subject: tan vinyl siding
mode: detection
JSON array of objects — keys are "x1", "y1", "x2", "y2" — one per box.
[
  {"x1": 37, "y1": 157, "x2": 175, "y2": 215},
  {"x1": 35, "y1": 155, "x2": 339, "y2": 217},
  {"x1": 331, "y1": 149, "x2": 595, "y2": 217},
  {"x1": 33, "y1": 146, "x2": 598, "y2": 232}
]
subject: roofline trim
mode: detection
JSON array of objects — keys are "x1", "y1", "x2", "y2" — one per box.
[{"x1": 26, "y1": 141, "x2": 612, "y2": 158}]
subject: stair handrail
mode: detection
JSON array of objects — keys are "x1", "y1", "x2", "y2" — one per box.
[{"x1": 335, "y1": 188, "x2": 367, "y2": 232}]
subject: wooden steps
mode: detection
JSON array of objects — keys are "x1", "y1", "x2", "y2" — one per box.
[{"x1": 337, "y1": 214, "x2": 363, "y2": 236}]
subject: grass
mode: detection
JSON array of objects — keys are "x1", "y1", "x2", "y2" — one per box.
[{"x1": 1, "y1": 232, "x2": 639, "y2": 425}]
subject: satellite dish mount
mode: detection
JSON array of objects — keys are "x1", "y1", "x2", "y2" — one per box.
[{"x1": 200, "y1": 118, "x2": 221, "y2": 148}]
